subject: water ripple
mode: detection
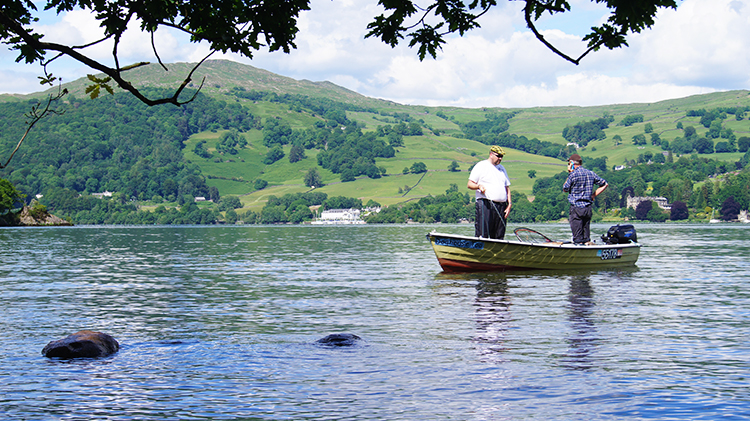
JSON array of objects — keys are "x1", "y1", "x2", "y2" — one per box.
[{"x1": 1, "y1": 224, "x2": 750, "y2": 420}]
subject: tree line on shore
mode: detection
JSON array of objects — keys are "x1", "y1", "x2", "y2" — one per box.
[
  {"x1": 2, "y1": 85, "x2": 750, "y2": 226},
  {"x1": 3, "y1": 151, "x2": 748, "y2": 225}
]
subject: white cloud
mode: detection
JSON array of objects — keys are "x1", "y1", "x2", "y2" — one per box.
[
  {"x1": 630, "y1": 0, "x2": 750, "y2": 89},
  {"x1": 37, "y1": 10, "x2": 187, "y2": 64},
  {"x1": 0, "y1": 70, "x2": 46, "y2": 96},
  {"x1": 0, "y1": 0, "x2": 747, "y2": 109}
]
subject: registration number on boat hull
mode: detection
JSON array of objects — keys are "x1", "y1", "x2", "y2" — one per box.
[
  {"x1": 597, "y1": 249, "x2": 623, "y2": 260},
  {"x1": 434, "y1": 237, "x2": 484, "y2": 250}
]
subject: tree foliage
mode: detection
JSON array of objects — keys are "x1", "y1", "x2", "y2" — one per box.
[
  {"x1": 230, "y1": 88, "x2": 377, "y2": 117},
  {"x1": 263, "y1": 119, "x2": 293, "y2": 147},
  {"x1": 632, "y1": 134, "x2": 646, "y2": 146},
  {"x1": 38, "y1": 187, "x2": 222, "y2": 225},
  {"x1": 562, "y1": 115, "x2": 613, "y2": 146},
  {"x1": 0, "y1": 88, "x2": 253, "y2": 202},
  {"x1": 618, "y1": 114, "x2": 644, "y2": 127},
  {"x1": 0, "y1": 82, "x2": 68, "y2": 169},
  {"x1": 461, "y1": 112, "x2": 515, "y2": 139},
  {"x1": 0, "y1": 177, "x2": 25, "y2": 223},
  {"x1": 720, "y1": 196, "x2": 741, "y2": 221},
  {"x1": 316, "y1": 125, "x2": 395, "y2": 182},
  {"x1": 634, "y1": 200, "x2": 653, "y2": 220},
  {"x1": 367, "y1": 185, "x2": 473, "y2": 224},
  {"x1": 2, "y1": 70, "x2": 748, "y2": 226},
  {"x1": 304, "y1": 168, "x2": 323, "y2": 188},
  {"x1": 646, "y1": 204, "x2": 668, "y2": 222},
  {"x1": 218, "y1": 196, "x2": 242, "y2": 211},
  {"x1": 259, "y1": 191, "x2": 333, "y2": 224},
  {"x1": 263, "y1": 146, "x2": 285, "y2": 165},
  {"x1": 216, "y1": 129, "x2": 246, "y2": 155},
  {"x1": 410, "y1": 162, "x2": 427, "y2": 174},
  {"x1": 289, "y1": 143, "x2": 306, "y2": 163},
  {"x1": 670, "y1": 200, "x2": 688, "y2": 221},
  {"x1": 694, "y1": 138, "x2": 714, "y2": 154},
  {"x1": 367, "y1": 0, "x2": 677, "y2": 65},
  {"x1": 1, "y1": 0, "x2": 677, "y2": 108},
  {"x1": 461, "y1": 114, "x2": 574, "y2": 160},
  {"x1": 0, "y1": 0, "x2": 310, "y2": 106},
  {"x1": 193, "y1": 140, "x2": 212, "y2": 159},
  {"x1": 738, "y1": 137, "x2": 750, "y2": 153}
]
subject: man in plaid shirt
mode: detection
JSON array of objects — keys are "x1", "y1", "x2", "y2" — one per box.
[{"x1": 562, "y1": 154, "x2": 608, "y2": 244}]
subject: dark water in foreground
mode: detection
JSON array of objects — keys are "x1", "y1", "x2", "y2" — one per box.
[{"x1": 1, "y1": 223, "x2": 749, "y2": 420}]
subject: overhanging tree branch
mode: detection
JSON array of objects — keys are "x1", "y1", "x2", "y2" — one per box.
[
  {"x1": 0, "y1": 78, "x2": 67, "y2": 169},
  {"x1": 0, "y1": 10, "x2": 193, "y2": 106},
  {"x1": 0, "y1": 0, "x2": 310, "y2": 107},
  {"x1": 0, "y1": 0, "x2": 676, "y2": 109},
  {"x1": 523, "y1": 0, "x2": 600, "y2": 65}
]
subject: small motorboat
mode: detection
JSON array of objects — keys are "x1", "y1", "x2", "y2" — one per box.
[{"x1": 427, "y1": 226, "x2": 641, "y2": 272}]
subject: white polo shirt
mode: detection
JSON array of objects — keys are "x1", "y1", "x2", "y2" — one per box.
[{"x1": 469, "y1": 160, "x2": 510, "y2": 202}]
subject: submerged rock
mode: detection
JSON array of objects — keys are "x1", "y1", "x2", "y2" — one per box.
[
  {"x1": 315, "y1": 333, "x2": 362, "y2": 347},
  {"x1": 42, "y1": 330, "x2": 119, "y2": 358}
]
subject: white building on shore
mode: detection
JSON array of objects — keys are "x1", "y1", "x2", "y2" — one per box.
[
  {"x1": 92, "y1": 191, "x2": 113, "y2": 199},
  {"x1": 626, "y1": 196, "x2": 671, "y2": 211},
  {"x1": 311, "y1": 208, "x2": 366, "y2": 225}
]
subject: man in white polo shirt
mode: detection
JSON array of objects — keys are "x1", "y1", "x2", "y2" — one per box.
[{"x1": 467, "y1": 145, "x2": 512, "y2": 239}]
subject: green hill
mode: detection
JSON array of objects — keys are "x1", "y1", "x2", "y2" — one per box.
[{"x1": 2, "y1": 60, "x2": 749, "y2": 217}]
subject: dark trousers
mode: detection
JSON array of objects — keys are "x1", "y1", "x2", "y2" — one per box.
[
  {"x1": 475, "y1": 199, "x2": 507, "y2": 239},
  {"x1": 569, "y1": 205, "x2": 592, "y2": 244}
]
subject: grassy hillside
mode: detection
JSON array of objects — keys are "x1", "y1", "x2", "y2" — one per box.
[
  {"x1": 229, "y1": 142, "x2": 565, "y2": 212},
  {"x1": 3, "y1": 60, "x2": 748, "y2": 215},
  {"x1": 6, "y1": 60, "x2": 392, "y2": 110},
  {"x1": 507, "y1": 91, "x2": 750, "y2": 146}
]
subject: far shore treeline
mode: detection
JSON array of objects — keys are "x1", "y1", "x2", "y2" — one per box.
[{"x1": 1, "y1": 62, "x2": 750, "y2": 226}]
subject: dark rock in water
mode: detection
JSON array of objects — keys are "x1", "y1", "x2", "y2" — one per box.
[
  {"x1": 42, "y1": 330, "x2": 119, "y2": 358},
  {"x1": 157, "y1": 340, "x2": 185, "y2": 345},
  {"x1": 316, "y1": 333, "x2": 362, "y2": 347}
]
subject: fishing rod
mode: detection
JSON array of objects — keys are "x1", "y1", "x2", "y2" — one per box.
[{"x1": 478, "y1": 199, "x2": 507, "y2": 239}]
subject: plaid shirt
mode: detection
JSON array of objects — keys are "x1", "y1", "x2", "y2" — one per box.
[{"x1": 563, "y1": 167, "x2": 607, "y2": 207}]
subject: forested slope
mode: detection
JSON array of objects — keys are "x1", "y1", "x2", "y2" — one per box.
[{"x1": 1, "y1": 60, "x2": 749, "y2": 225}]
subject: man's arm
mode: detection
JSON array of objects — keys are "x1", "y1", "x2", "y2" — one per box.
[
  {"x1": 468, "y1": 180, "x2": 485, "y2": 193},
  {"x1": 593, "y1": 183, "x2": 608, "y2": 199},
  {"x1": 504, "y1": 185, "x2": 512, "y2": 218}
]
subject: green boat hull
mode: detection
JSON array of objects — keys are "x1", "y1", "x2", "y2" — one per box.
[{"x1": 427, "y1": 231, "x2": 641, "y2": 272}]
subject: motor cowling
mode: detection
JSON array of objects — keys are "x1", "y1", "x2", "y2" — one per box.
[{"x1": 601, "y1": 224, "x2": 637, "y2": 244}]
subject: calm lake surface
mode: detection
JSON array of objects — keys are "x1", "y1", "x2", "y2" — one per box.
[{"x1": 1, "y1": 223, "x2": 749, "y2": 420}]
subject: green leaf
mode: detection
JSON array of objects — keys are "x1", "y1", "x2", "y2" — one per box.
[{"x1": 84, "y1": 74, "x2": 114, "y2": 99}]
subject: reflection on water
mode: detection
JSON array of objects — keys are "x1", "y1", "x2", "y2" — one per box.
[
  {"x1": 563, "y1": 276, "x2": 597, "y2": 371},
  {"x1": 474, "y1": 275, "x2": 512, "y2": 358},
  {"x1": 1, "y1": 224, "x2": 750, "y2": 420}
]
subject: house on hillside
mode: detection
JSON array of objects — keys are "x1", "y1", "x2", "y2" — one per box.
[
  {"x1": 311, "y1": 208, "x2": 366, "y2": 225},
  {"x1": 92, "y1": 191, "x2": 113, "y2": 199},
  {"x1": 626, "y1": 196, "x2": 671, "y2": 211}
]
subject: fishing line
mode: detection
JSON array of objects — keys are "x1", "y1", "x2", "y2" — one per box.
[
  {"x1": 490, "y1": 200, "x2": 507, "y2": 229},
  {"x1": 478, "y1": 199, "x2": 506, "y2": 239}
]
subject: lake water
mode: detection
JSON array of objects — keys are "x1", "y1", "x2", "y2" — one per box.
[{"x1": 1, "y1": 223, "x2": 749, "y2": 420}]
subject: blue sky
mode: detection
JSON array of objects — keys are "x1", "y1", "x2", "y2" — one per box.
[{"x1": 0, "y1": 0, "x2": 748, "y2": 108}]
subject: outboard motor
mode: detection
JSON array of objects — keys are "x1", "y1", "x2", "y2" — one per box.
[{"x1": 601, "y1": 224, "x2": 637, "y2": 244}]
